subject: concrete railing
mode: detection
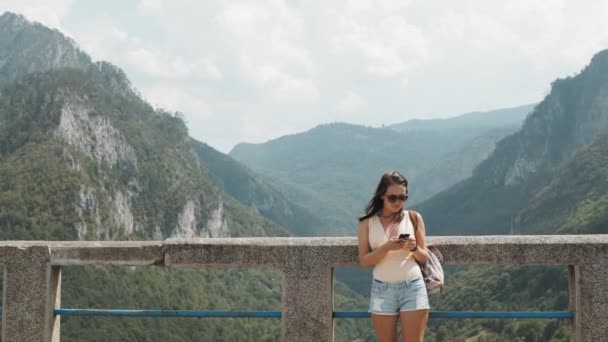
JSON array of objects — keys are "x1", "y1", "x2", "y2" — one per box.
[{"x1": 1, "y1": 235, "x2": 607, "y2": 342}]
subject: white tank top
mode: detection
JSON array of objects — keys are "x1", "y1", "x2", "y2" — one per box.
[{"x1": 368, "y1": 210, "x2": 422, "y2": 282}]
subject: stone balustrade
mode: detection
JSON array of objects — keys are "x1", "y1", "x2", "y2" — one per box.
[{"x1": 1, "y1": 235, "x2": 607, "y2": 341}]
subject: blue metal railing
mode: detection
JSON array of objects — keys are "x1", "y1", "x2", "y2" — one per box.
[
  {"x1": 0, "y1": 307, "x2": 572, "y2": 319},
  {"x1": 335, "y1": 311, "x2": 573, "y2": 319},
  {"x1": 55, "y1": 309, "x2": 282, "y2": 318}
]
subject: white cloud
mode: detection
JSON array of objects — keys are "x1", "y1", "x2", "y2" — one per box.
[
  {"x1": 110, "y1": 27, "x2": 128, "y2": 42},
  {"x1": 218, "y1": 0, "x2": 319, "y2": 104},
  {"x1": 329, "y1": 0, "x2": 430, "y2": 80},
  {"x1": 138, "y1": 0, "x2": 163, "y2": 13},
  {"x1": 141, "y1": 84, "x2": 209, "y2": 118},
  {"x1": 242, "y1": 58, "x2": 319, "y2": 103},
  {"x1": 199, "y1": 58, "x2": 223, "y2": 81},
  {"x1": 8, "y1": 1, "x2": 608, "y2": 152},
  {"x1": 127, "y1": 47, "x2": 194, "y2": 78},
  {"x1": 428, "y1": 1, "x2": 608, "y2": 70},
  {"x1": 76, "y1": 26, "x2": 223, "y2": 82},
  {"x1": 337, "y1": 92, "x2": 367, "y2": 114}
]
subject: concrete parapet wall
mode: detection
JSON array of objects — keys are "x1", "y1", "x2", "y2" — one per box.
[{"x1": 1, "y1": 235, "x2": 607, "y2": 341}]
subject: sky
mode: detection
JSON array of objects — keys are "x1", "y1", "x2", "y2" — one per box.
[{"x1": 3, "y1": 0, "x2": 608, "y2": 152}]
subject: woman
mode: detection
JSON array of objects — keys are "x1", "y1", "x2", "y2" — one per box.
[{"x1": 357, "y1": 171, "x2": 429, "y2": 342}]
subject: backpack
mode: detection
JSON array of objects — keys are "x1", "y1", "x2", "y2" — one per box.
[{"x1": 408, "y1": 210, "x2": 445, "y2": 295}]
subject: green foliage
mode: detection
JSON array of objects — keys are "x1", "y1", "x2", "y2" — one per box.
[
  {"x1": 60, "y1": 266, "x2": 284, "y2": 342},
  {"x1": 421, "y1": 265, "x2": 570, "y2": 342},
  {"x1": 518, "y1": 130, "x2": 608, "y2": 234},
  {"x1": 0, "y1": 141, "x2": 87, "y2": 239}
]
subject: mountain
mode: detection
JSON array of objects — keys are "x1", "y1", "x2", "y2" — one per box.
[
  {"x1": 0, "y1": 12, "x2": 90, "y2": 87},
  {"x1": 0, "y1": 10, "x2": 291, "y2": 240},
  {"x1": 0, "y1": 66, "x2": 292, "y2": 239},
  {"x1": 191, "y1": 138, "x2": 331, "y2": 236},
  {"x1": 418, "y1": 49, "x2": 608, "y2": 236},
  {"x1": 230, "y1": 106, "x2": 530, "y2": 234}
]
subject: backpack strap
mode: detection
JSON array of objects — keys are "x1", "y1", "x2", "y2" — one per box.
[{"x1": 408, "y1": 210, "x2": 419, "y2": 231}]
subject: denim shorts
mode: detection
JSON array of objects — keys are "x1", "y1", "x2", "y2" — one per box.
[{"x1": 368, "y1": 276, "x2": 430, "y2": 315}]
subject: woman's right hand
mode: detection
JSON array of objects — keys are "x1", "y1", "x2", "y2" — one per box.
[{"x1": 383, "y1": 237, "x2": 406, "y2": 251}]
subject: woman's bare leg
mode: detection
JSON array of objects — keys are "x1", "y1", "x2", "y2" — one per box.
[
  {"x1": 399, "y1": 309, "x2": 429, "y2": 342},
  {"x1": 371, "y1": 313, "x2": 399, "y2": 342}
]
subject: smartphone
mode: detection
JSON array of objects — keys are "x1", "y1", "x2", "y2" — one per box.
[{"x1": 398, "y1": 233, "x2": 410, "y2": 240}]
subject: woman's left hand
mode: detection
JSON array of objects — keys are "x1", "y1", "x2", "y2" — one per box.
[{"x1": 403, "y1": 237, "x2": 417, "y2": 251}]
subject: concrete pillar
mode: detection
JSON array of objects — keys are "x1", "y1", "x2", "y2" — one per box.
[
  {"x1": 572, "y1": 252, "x2": 608, "y2": 342},
  {"x1": 568, "y1": 265, "x2": 580, "y2": 342},
  {"x1": 2, "y1": 246, "x2": 61, "y2": 342},
  {"x1": 281, "y1": 262, "x2": 334, "y2": 342}
]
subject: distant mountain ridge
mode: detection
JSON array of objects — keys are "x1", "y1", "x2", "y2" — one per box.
[
  {"x1": 230, "y1": 105, "x2": 532, "y2": 234},
  {"x1": 389, "y1": 103, "x2": 534, "y2": 133}
]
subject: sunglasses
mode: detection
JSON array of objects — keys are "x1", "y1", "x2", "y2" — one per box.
[{"x1": 385, "y1": 194, "x2": 408, "y2": 203}]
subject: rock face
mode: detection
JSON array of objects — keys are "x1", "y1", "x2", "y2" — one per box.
[
  {"x1": 172, "y1": 200, "x2": 229, "y2": 238},
  {"x1": 75, "y1": 185, "x2": 102, "y2": 240},
  {"x1": 55, "y1": 94, "x2": 139, "y2": 171}
]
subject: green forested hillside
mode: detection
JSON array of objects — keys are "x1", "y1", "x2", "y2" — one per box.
[
  {"x1": 191, "y1": 138, "x2": 331, "y2": 236},
  {"x1": 517, "y1": 130, "x2": 608, "y2": 234},
  {"x1": 0, "y1": 66, "x2": 243, "y2": 239},
  {"x1": 57, "y1": 266, "x2": 370, "y2": 342}
]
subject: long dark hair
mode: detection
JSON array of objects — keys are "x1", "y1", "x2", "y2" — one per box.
[{"x1": 358, "y1": 171, "x2": 408, "y2": 222}]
